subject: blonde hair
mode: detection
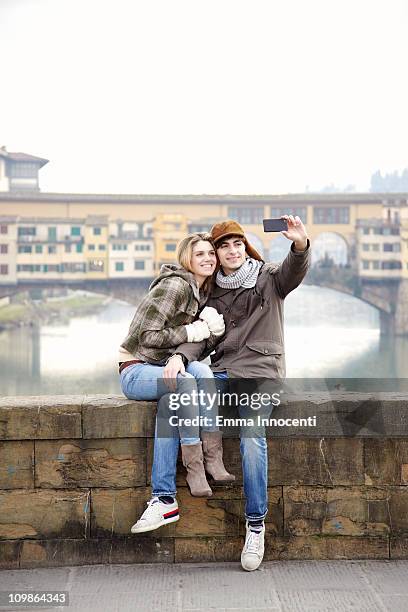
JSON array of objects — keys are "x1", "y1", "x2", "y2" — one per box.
[{"x1": 177, "y1": 232, "x2": 215, "y2": 292}]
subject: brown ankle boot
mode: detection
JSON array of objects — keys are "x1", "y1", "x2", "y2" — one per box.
[
  {"x1": 181, "y1": 442, "x2": 213, "y2": 497},
  {"x1": 201, "y1": 431, "x2": 236, "y2": 483}
]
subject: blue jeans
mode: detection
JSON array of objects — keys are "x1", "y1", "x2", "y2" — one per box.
[
  {"x1": 141, "y1": 367, "x2": 271, "y2": 521},
  {"x1": 120, "y1": 360, "x2": 219, "y2": 497},
  {"x1": 214, "y1": 373, "x2": 269, "y2": 521}
]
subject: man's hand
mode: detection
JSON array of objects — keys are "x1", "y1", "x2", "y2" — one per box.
[
  {"x1": 163, "y1": 354, "x2": 185, "y2": 391},
  {"x1": 281, "y1": 215, "x2": 308, "y2": 251},
  {"x1": 199, "y1": 306, "x2": 225, "y2": 337}
]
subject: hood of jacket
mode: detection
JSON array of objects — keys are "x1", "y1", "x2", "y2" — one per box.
[{"x1": 149, "y1": 263, "x2": 201, "y2": 303}]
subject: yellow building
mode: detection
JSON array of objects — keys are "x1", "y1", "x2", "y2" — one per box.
[
  {"x1": 1, "y1": 188, "x2": 408, "y2": 281},
  {"x1": 15, "y1": 217, "x2": 86, "y2": 281},
  {"x1": 83, "y1": 216, "x2": 109, "y2": 279},
  {"x1": 153, "y1": 213, "x2": 188, "y2": 270}
]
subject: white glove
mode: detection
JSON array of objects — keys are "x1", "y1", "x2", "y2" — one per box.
[
  {"x1": 185, "y1": 319, "x2": 211, "y2": 342},
  {"x1": 199, "y1": 306, "x2": 225, "y2": 337}
]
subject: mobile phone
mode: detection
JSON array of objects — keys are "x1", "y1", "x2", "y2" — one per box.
[{"x1": 263, "y1": 218, "x2": 288, "y2": 232}]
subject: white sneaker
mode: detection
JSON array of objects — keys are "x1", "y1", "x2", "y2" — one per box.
[
  {"x1": 130, "y1": 497, "x2": 179, "y2": 534},
  {"x1": 241, "y1": 521, "x2": 265, "y2": 571}
]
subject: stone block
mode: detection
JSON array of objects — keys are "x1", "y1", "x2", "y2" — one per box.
[
  {"x1": 391, "y1": 536, "x2": 408, "y2": 559},
  {"x1": 20, "y1": 537, "x2": 174, "y2": 568},
  {"x1": 364, "y1": 439, "x2": 408, "y2": 485},
  {"x1": 264, "y1": 535, "x2": 389, "y2": 560},
  {"x1": 0, "y1": 489, "x2": 90, "y2": 540},
  {"x1": 268, "y1": 438, "x2": 364, "y2": 485},
  {"x1": 0, "y1": 441, "x2": 34, "y2": 488},
  {"x1": 174, "y1": 537, "x2": 242, "y2": 562},
  {"x1": 82, "y1": 396, "x2": 155, "y2": 439},
  {"x1": 388, "y1": 487, "x2": 408, "y2": 533},
  {"x1": 91, "y1": 487, "x2": 152, "y2": 538},
  {"x1": 35, "y1": 439, "x2": 146, "y2": 488},
  {"x1": 0, "y1": 540, "x2": 21, "y2": 569},
  {"x1": 283, "y1": 486, "x2": 390, "y2": 537},
  {"x1": 174, "y1": 487, "x2": 242, "y2": 537},
  {"x1": 0, "y1": 396, "x2": 82, "y2": 440}
]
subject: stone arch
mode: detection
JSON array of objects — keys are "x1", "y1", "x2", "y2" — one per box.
[
  {"x1": 244, "y1": 232, "x2": 265, "y2": 258},
  {"x1": 269, "y1": 234, "x2": 290, "y2": 263},
  {"x1": 312, "y1": 232, "x2": 349, "y2": 267}
]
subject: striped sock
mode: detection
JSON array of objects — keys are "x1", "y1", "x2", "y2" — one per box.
[{"x1": 248, "y1": 519, "x2": 264, "y2": 533}]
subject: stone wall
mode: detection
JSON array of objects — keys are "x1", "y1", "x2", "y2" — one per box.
[{"x1": 1, "y1": 394, "x2": 408, "y2": 569}]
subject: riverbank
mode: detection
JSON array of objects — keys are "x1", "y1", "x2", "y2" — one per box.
[{"x1": 0, "y1": 294, "x2": 108, "y2": 330}]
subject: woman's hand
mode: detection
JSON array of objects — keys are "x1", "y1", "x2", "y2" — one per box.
[
  {"x1": 184, "y1": 319, "x2": 211, "y2": 342},
  {"x1": 199, "y1": 306, "x2": 225, "y2": 337},
  {"x1": 163, "y1": 354, "x2": 185, "y2": 391}
]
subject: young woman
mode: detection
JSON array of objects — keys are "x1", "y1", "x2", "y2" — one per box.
[{"x1": 119, "y1": 233, "x2": 234, "y2": 533}]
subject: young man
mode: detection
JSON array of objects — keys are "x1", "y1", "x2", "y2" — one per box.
[{"x1": 139, "y1": 215, "x2": 310, "y2": 571}]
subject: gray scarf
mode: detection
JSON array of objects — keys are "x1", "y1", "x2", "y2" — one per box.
[{"x1": 216, "y1": 257, "x2": 263, "y2": 289}]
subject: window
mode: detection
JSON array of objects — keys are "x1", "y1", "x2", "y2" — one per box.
[
  {"x1": 17, "y1": 264, "x2": 34, "y2": 272},
  {"x1": 383, "y1": 243, "x2": 397, "y2": 252},
  {"x1": 270, "y1": 207, "x2": 307, "y2": 222},
  {"x1": 372, "y1": 244, "x2": 380, "y2": 252},
  {"x1": 18, "y1": 245, "x2": 32, "y2": 253},
  {"x1": 313, "y1": 207, "x2": 350, "y2": 224},
  {"x1": 88, "y1": 244, "x2": 95, "y2": 251},
  {"x1": 93, "y1": 227, "x2": 102, "y2": 235},
  {"x1": 362, "y1": 228, "x2": 370, "y2": 235},
  {"x1": 0, "y1": 244, "x2": 8, "y2": 254},
  {"x1": 0, "y1": 264, "x2": 8, "y2": 275},
  {"x1": 18, "y1": 226, "x2": 36, "y2": 236},
  {"x1": 165, "y1": 243, "x2": 177, "y2": 252},
  {"x1": 115, "y1": 262, "x2": 124, "y2": 272},
  {"x1": 98, "y1": 244, "x2": 106, "y2": 251},
  {"x1": 35, "y1": 245, "x2": 43, "y2": 254},
  {"x1": 382, "y1": 260, "x2": 402, "y2": 270},
  {"x1": 134, "y1": 261, "x2": 145, "y2": 270},
  {"x1": 48, "y1": 227, "x2": 57, "y2": 241},
  {"x1": 48, "y1": 245, "x2": 57, "y2": 254},
  {"x1": 9, "y1": 162, "x2": 38, "y2": 178},
  {"x1": 113, "y1": 244, "x2": 127, "y2": 251},
  {"x1": 372, "y1": 261, "x2": 380, "y2": 269},
  {"x1": 65, "y1": 244, "x2": 71, "y2": 253},
  {"x1": 135, "y1": 244, "x2": 150, "y2": 251},
  {"x1": 71, "y1": 226, "x2": 81, "y2": 236},
  {"x1": 362, "y1": 244, "x2": 369, "y2": 251},
  {"x1": 362, "y1": 260, "x2": 370, "y2": 270},
  {"x1": 228, "y1": 207, "x2": 264, "y2": 224},
  {"x1": 0, "y1": 225, "x2": 8, "y2": 234},
  {"x1": 76, "y1": 243, "x2": 83, "y2": 253},
  {"x1": 61, "y1": 262, "x2": 86, "y2": 273},
  {"x1": 88, "y1": 260, "x2": 105, "y2": 272}
]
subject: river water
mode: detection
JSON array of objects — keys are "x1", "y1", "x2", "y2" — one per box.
[{"x1": 0, "y1": 285, "x2": 406, "y2": 397}]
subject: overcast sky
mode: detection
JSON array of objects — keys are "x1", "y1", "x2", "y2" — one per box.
[{"x1": 0, "y1": 0, "x2": 407, "y2": 195}]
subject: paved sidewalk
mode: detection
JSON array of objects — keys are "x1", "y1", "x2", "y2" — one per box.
[{"x1": 1, "y1": 560, "x2": 408, "y2": 611}]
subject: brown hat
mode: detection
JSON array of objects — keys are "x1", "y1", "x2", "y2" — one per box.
[{"x1": 210, "y1": 220, "x2": 263, "y2": 261}]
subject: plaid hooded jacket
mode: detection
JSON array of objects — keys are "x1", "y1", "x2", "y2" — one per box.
[{"x1": 120, "y1": 264, "x2": 207, "y2": 364}]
